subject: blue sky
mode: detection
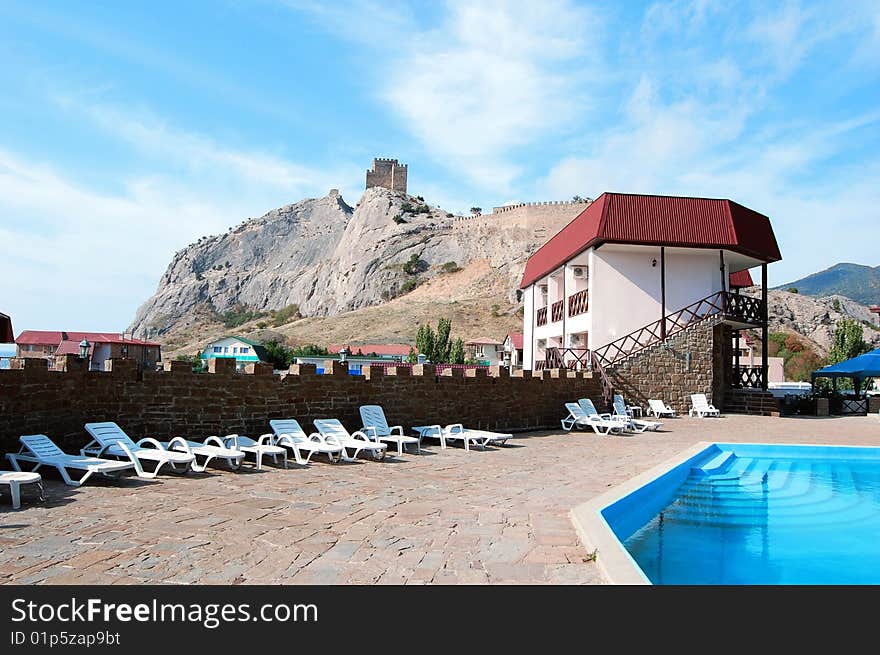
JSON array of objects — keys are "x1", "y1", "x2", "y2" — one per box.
[{"x1": 1, "y1": 0, "x2": 878, "y2": 336}]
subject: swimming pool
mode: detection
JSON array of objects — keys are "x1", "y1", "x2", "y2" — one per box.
[{"x1": 577, "y1": 443, "x2": 880, "y2": 584}]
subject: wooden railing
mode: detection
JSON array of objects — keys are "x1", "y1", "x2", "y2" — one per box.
[
  {"x1": 551, "y1": 300, "x2": 564, "y2": 323},
  {"x1": 592, "y1": 291, "x2": 765, "y2": 369},
  {"x1": 545, "y1": 347, "x2": 591, "y2": 371},
  {"x1": 568, "y1": 289, "x2": 589, "y2": 316},
  {"x1": 536, "y1": 307, "x2": 547, "y2": 327},
  {"x1": 734, "y1": 366, "x2": 764, "y2": 389}
]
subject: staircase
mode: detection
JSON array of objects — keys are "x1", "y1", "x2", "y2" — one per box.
[{"x1": 723, "y1": 389, "x2": 779, "y2": 416}]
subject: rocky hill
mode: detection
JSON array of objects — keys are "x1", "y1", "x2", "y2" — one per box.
[
  {"x1": 776, "y1": 263, "x2": 880, "y2": 306},
  {"x1": 130, "y1": 187, "x2": 585, "y2": 349},
  {"x1": 754, "y1": 289, "x2": 880, "y2": 355}
]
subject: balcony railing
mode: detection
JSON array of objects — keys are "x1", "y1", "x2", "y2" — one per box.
[
  {"x1": 733, "y1": 366, "x2": 765, "y2": 389},
  {"x1": 568, "y1": 289, "x2": 589, "y2": 317},
  {"x1": 536, "y1": 307, "x2": 548, "y2": 327},
  {"x1": 545, "y1": 347, "x2": 591, "y2": 371},
  {"x1": 551, "y1": 300, "x2": 564, "y2": 323}
]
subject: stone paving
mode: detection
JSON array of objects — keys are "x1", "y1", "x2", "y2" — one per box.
[{"x1": 2, "y1": 414, "x2": 879, "y2": 584}]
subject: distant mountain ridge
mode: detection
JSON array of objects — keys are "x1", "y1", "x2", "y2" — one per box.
[{"x1": 777, "y1": 263, "x2": 880, "y2": 306}]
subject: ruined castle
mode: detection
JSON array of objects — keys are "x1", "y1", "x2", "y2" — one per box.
[{"x1": 365, "y1": 158, "x2": 408, "y2": 193}]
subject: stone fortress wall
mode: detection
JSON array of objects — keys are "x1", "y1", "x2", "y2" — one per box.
[
  {"x1": 451, "y1": 199, "x2": 591, "y2": 232},
  {"x1": 365, "y1": 158, "x2": 408, "y2": 194}
]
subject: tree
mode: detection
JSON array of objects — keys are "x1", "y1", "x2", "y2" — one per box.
[
  {"x1": 450, "y1": 338, "x2": 465, "y2": 364},
  {"x1": 469, "y1": 207, "x2": 482, "y2": 216},
  {"x1": 261, "y1": 340, "x2": 294, "y2": 370},
  {"x1": 434, "y1": 317, "x2": 452, "y2": 363},
  {"x1": 406, "y1": 347, "x2": 418, "y2": 363},
  {"x1": 416, "y1": 324, "x2": 435, "y2": 362},
  {"x1": 827, "y1": 319, "x2": 870, "y2": 365},
  {"x1": 572, "y1": 195, "x2": 584, "y2": 202}
]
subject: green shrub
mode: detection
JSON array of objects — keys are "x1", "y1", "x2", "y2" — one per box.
[
  {"x1": 272, "y1": 304, "x2": 301, "y2": 327},
  {"x1": 393, "y1": 214, "x2": 407, "y2": 224},
  {"x1": 832, "y1": 298, "x2": 841, "y2": 311},
  {"x1": 261, "y1": 340, "x2": 294, "y2": 370},
  {"x1": 787, "y1": 287, "x2": 798, "y2": 294},
  {"x1": 403, "y1": 254, "x2": 426, "y2": 275},
  {"x1": 222, "y1": 305, "x2": 266, "y2": 328},
  {"x1": 441, "y1": 261, "x2": 461, "y2": 273},
  {"x1": 400, "y1": 278, "x2": 420, "y2": 294}
]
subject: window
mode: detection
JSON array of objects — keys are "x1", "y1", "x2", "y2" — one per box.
[
  {"x1": 240, "y1": 347, "x2": 249, "y2": 354},
  {"x1": 213, "y1": 346, "x2": 222, "y2": 353},
  {"x1": 233, "y1": 347, "x2": 238, "y2": 354},
  {"x1": 223, "y1": 346, "x2": 229, "y2": 353},
  {"x1": 27, "y1": 345, "x2": 35, "y2": 352}
]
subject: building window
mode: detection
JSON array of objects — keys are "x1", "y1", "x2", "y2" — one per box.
[
  {"x1": 213, "y1": 346, "x2": 222, "y2": 353},
  {"x1": 240, "y1": 347, "x2": 249, "y2": 354},
  {"x1": 223, "y1": 347, "x2": 229, "y2": 354},
  {"x1": 233, "y1": 347, "x2": 238, "y2": 354}
]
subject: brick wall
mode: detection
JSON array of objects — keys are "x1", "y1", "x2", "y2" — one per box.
[
  {"x1": 0, "y1": 356, "x2": 602, "y2": 453},
  {"x1": 604, "y1": 317, "x2": 726, "y2": 415}
]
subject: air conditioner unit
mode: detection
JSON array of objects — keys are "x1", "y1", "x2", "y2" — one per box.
[
  {"x1": 569, "y1": 334, "x2": 583, "y2": 346},
  {"x1": 536, "y1": 339, "x2": 547, "y2": 349},
  {"x1": 572, "y1": 266, "x2": 587, "y2": 279}
]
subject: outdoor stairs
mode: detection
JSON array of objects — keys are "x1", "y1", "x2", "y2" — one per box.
[{"x1": 723, "y1": 389, "x2": 779, "y2": 416}]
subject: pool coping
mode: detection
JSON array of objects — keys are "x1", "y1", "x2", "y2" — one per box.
[
  {"x1": 571, "y1": 441, "x2": 716, "y2": 585},
  {"x1": 570, "y1": 440, "x2": 880, "y2": 585}
]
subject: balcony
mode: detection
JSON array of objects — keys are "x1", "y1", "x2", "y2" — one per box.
[
  {"x1": 551, "y1": 300, "x2": 564, "y2": 323},
  {"x1": 568, "y1": 289, "x2": 589, "y2": 317},
  {"x1": 536, "y1": 307, "x2": 548, "y2": 327}
]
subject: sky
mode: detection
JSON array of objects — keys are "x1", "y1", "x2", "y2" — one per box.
[{"x1": 1, "y1": 0, "x2": 878, "y2": 335}]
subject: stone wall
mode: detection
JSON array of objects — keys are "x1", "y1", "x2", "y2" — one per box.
[
  {"x1": 451, "y1": 200, "x2": 589, "y2": 231},
  {"x1": 365, "y1": 158, "x2": 407, "y2": 193},
  {"x1": 604, "y1": 317, "x2": 726, "y2": 414},
  {"x1": 0, "y1": 356, "x2": 602, "y2": 454}
]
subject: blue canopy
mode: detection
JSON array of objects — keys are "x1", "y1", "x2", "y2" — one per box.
[{"x1": 812, "y1": 348, "x2": 880, "y2": 380}]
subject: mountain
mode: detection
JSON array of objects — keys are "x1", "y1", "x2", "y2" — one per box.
[
  {"x1": 776, "y1": 263, "x2": 880, "y2": 306},
  {"x1": 130, "y1": 187, "x2": 586, "y2": 352},
  {"x1": 747, "y1": 288, "x2": 880, "y2": 356}
]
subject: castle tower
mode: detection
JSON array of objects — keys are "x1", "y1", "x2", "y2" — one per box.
[{"x1": 365, "y1": 158, "x2": 407, "y2": 194}]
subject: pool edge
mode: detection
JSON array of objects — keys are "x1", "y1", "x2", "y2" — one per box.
[{"x1": 570, "y1": 440, "x2": 716, "y2": 585}]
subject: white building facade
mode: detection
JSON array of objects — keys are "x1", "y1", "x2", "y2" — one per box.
[{"x1": 521, "y1": 193, "x2": 781, "y2": 387}]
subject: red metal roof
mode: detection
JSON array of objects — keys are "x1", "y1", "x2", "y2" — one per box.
[
  {"x1": 506, "y1": 333, "x2": 524, "y2": 350},
  {"x1": 15, "y1": 330, "x2": 160, "y2": 347},
  {"x1": 328, "y1": 344, "x2": 415, "y2": 356},
  {"x1": 520, "y1": 192, "x2": 781, "y2": 289},
  {"x1": 0, "y1": 313, "x2": 12, "y2": 344},
  {"x1": 729, "y1": 270, "x2": 755, "y2": 288}
]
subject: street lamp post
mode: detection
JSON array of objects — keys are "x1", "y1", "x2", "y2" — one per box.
[{"x1": 79, "y1": 339, "x2": 90, "y2": 369}]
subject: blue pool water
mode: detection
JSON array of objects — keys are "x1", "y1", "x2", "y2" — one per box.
[{"x1": 607, "y1": 443, "x2": 880, "y2": 584}]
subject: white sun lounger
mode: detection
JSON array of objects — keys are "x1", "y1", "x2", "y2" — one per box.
[
  {"x1": 577, "y1": 399, "x2": 630, "y2": 435},
  {"x1": 612, "y1": 396, "x2": 663, "y2": 432},
  {"x1": 647, "y1": 399, "x2": 677, "y2": 418},
  {"x1": 269, "y1": 419, "x2": 344, "y2": 464},
  {"x1": 689, "y1": 393, "x2": 721, "y2": 418},
  {"x1": 359, "y1": 405, "x2": 422, "y2": 456},
  {"x1": 158, "y1": 437, "x2": 247, "y2": 472},
  {"x1": 6, "y1": 434, "x2": 134, "y2": 486},
  {"x1": 82, "y1": 422, "x2": 196, "y2": 478},
  {"x1": 410, "y1": 424, "x2": 512, "y2": 451},
  {"x1": 313, "y1": 419, "x2": 387, "y2": 462},
  {"x1": 220, "y1": 434, "x2": 288, "y2": 469}
]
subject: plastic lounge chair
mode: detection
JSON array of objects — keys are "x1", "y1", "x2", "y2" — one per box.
[
  {"x1": 613, "y1": 394, "x2": 644, "y2": 418},
  {"x1": 269, "y1": 419, "x2": 344, "y2": 464},
  {"x1": 0, "y1": 471, "x2": 43, "y2": 509},
  {"x1": 359, "y1": 405, "x2": 421, "y2": 456},
  {"x1": 410, "y1": 424, "x2": 512, "y2": 451},
  {"x1": 561, "y1": 402, "x2": 599, "y2": 432},
  {"x1": 312, "y1": 419, "x2": 387, "y2": 462},
  {"x1": 689, "y1": 394, "x2": 721, "y2": 418},
  {"x1": 159, "y1": 437, "x2": 247, "y2": 472},
  {"x1": 82, "y1": 422, "x2": 195, "y2": 479},
  {"x1": 612, "y1": 396, "x2": 663, "y2": 432},
  {"x1": 220, "y1": 434, "x2": 288, "y2": 469},
  {"x1": 647, "y1": 399, "x2": 677, "y2": 418},
  {"x1": 577, "y1": 399, "x2": 629, "y2": 435},
  {"x1": 6, "y1": 434, "x2": 134, "y2": 486}
]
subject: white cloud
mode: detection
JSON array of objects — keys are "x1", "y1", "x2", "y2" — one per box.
[{"x1": 372, "y1": 0, "x2": 602, "y2": 193}]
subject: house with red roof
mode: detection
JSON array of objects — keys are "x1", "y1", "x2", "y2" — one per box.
[
  {"x1": 15, "y1": 330, "x2": 161, "y2": 371},
  {"x1": 520, "y1": 192, "x2": 781, "y2": 389},
  {"x1": 502, "y1": 333, "x2": 524, "y2": 368}
]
